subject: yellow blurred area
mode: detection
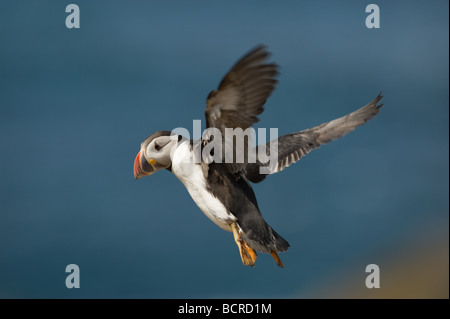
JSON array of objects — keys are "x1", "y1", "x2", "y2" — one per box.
[{"x1": 304, "y1": 220, "x2": 449, "y2": 299}]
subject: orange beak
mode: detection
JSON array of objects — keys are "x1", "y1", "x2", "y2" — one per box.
[{"x1": 134, "y1": 151, "x2": 149, "y2": 180}]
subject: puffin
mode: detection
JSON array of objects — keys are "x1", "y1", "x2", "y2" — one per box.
[{"x1": 133, "y1": 45, "x2": 383, "y2": 268}]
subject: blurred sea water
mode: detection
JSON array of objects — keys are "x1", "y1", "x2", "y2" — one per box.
[{"x1": 0, "y1": 1, "x2": 448, "y2": 298}]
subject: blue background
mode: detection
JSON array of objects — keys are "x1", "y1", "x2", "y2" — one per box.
[{"x1": 0, "y1": 1, "x2": 448, "y2": 298}]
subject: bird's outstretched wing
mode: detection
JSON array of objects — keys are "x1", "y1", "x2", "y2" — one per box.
[
  {"x1": 204, "y1": 45, "x2": 279, "y2": 174},
  {"x1": 245, "y1": 93, "x2": 384, "y2": 183}
]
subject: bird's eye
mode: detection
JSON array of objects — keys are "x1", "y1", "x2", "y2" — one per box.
[{"x1": 154, "y1": 143, "x2": 161, "y2": 151}]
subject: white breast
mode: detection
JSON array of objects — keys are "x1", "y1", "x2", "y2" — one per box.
[{"x1": 171, "y1": 141, "x2": 236, "y2": 232}]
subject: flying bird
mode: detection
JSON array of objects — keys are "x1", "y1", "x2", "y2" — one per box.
[{"x1": 134, "y1": 45, "x2": 383, "y2": 268}]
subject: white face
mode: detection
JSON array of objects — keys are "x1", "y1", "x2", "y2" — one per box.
[{"x1": 144, "y1": 135, "x2": 177, "y2": 169}]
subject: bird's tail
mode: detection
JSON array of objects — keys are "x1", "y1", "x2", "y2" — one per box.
[
  {"x1": 244, "y1": 224, "x2": 290, "y2": 254},
  {"x1": 269, "y1": 226, "x2": 290, "y2": 253}
]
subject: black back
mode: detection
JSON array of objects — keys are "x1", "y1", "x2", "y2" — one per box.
[{"x1": 205, "y1": 162, "x2": 289, "y2": 253}]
